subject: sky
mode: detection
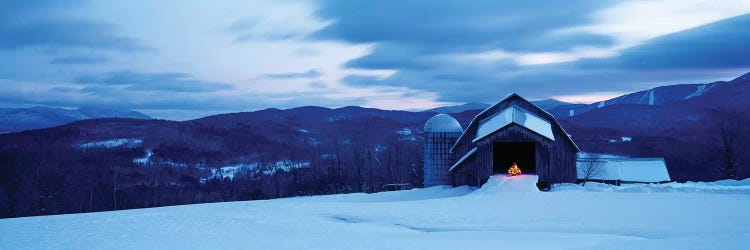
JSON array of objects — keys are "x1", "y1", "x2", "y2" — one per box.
[{"x1": 1, "y1": 0, "x2": 750, "y2": 120}]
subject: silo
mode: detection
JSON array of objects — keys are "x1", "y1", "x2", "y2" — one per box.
[{"x1": 423, "y1": 114, "x2": 463, "y2": 187}]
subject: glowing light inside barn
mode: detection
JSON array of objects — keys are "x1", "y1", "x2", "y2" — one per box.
[{"x1": 508, "y1": 162, "x2": 522, "y2": 176}]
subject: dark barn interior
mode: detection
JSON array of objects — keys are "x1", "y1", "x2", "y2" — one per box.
[{"x1": 493, "y1": 142, "x2": 536, "y2": 174}]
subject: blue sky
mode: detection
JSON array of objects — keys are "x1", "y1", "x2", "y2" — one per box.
[{"x1": 1, "y1": 0, "x2": 749, "y2": 120}]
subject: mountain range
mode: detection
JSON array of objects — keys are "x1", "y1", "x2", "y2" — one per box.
[
  {"x1": 0, "y1": 71, "x2": 748, "y2": 218},
  {"x1": 0, "y1": 106, "x2": 151, "y2": 133},
  {"x1": 7, "y1": 71, "x2": 743, "y2": 134},
  {"x1": 425, "y1": 99, "x2": 574, "y2": 114},
  {"x1": 547, "y1": 73, "x2": 750, "y2": 119}
]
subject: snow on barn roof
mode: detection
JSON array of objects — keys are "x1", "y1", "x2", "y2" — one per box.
[
  {"x1": 450, "y1": 93, "x2": 580, "y2": 153},
  {"x1": 449, "y1": 147, "x2": 477, "y2": 172},
  {"x1": 424, "y1": 113, "x2": 463, "y2": 133},
  {"x1": 474, "y1": 105, "x2": 554, "y2": 142},
  {"x1": 577, "y1": 158, "x2": 671, "y2": 183}
]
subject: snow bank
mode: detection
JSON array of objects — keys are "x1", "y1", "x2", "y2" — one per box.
[
  {"x1": 2, "y1": 178, "x2": 750, "y2": 250},
  {"x1": 713, "y1": 178, "x2": 750, "y2": 186},
  {"x1": 395, "y1": 128, "x2": 412, "y2": 136},
  {"x1": 303, "y1": 185, "x2": 474, "y2": 203},
  {"x1": 79, "y1": 138, "x2": 142, "y2": 149},
  {"x1": 262, "y1": 160, "x2": 310, "y2": 175},
  {"x1": 471, "y1": 174, "x2": 539, "y2": 194},
  {"x1": 396, "y1": 128, "x2": 416, "y2": 141},
  {"x1": 555, "y1": 179, "x2": 750, "y2": 194},
  {"x1": 133, "y1": 149, "x2": 152, "y2": 164},
  {"x1": 209, "y1": 163, "x2": 258, "y2": 179}
]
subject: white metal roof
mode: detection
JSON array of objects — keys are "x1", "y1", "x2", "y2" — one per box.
[
  {"x1": 450, "y1": 93, "x2": 579, "y2": 153},
  {"x1": 473, "y1": 105, "x2": 555, "y2": 142},
  {"x1": 577, "y1": 158, "x2": 671, "y2": 183},
  {"x1": 449, "y1": 147, "x2": 477, "y2": 172},
  {"x1": 424, "y1": 113, "x2": 463, "y2": 133}
]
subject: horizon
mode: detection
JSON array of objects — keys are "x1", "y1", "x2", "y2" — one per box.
[
  {"x1": 2, "y1": 1, "x2": 750, "y2": 120},
  {"x1": 2, "y1": 74, "x2": 743, "y2": 121}
]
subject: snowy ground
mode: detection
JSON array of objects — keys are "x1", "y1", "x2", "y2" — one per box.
[{"x1": 1, "y1": 175, "x2": 749, "y2": 249}]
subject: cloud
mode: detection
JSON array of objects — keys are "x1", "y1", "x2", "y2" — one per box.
[
  {"x1": 579, "y1": 13, "x2": 750, "y2": 69},
  {"x1": 263, "y1": 69, "x2": 321, "y2": 79},
  {"x1": 313, "y1": 1, "x2": 750, "y2": 105},
  {"x1": 344, "y1": 43, "x2": 432, "y2": 70},
  {"x1": 308, "y1": 81, "x2": 327, "y2": 88},
  {"x1": 228, "y1": 17, "x2": 303, "y2": 41},
  {"x1": 73, "y1": 71, "x2": 233, "y2": 93},
  {"x1": 310, "y1": 0, "x2": 628, "y2": 102},
  {"x1": 226, "y1": 1, "x2": 329, "y2": 42},
  {"x1": 0, "y1": 79, "x2": 258, "y2": 113},
  {"x1": 50, "y1": 55, "x2": 108, "y2": 65},
  {"x1": 0, "y1": 78, "x2": 447, "y2": 120},
  {"x1": 0, "y1": 0, "x2": 151, "y2": 52},
  {"x1": 0, "y1": 0, "x2": 86, "y2": 13},
  {"x1": 3, "y1": 0, "x2": 750, "y2": 120},
  {"x1": 313, "y1": 0, "x2": 615, "y2": 54},
  {"x1": 0, "y1": 20, "x2": 152, "y2": 52},
  {"x1": 567, "y1": 0, "x2": 750, "y2": 47}
]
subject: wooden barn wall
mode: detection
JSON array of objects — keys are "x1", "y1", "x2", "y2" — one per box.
[
  {"x1": 473, "y1": 124, "x2": 576, "y2": 184},
  {"x1": 451, "y1": 95, "x2": 578, "y2": 186},
  {"x1": 451, "y1": 154, "x2": 478, "y2": 186}
]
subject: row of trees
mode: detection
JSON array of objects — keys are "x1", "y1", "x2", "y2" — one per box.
[
  {"x1": 0, "y1": 133, "x2": 424, "y2": 218},
  {"x1": 577, "y1": 109, "x2": 748, "y2": 184}
]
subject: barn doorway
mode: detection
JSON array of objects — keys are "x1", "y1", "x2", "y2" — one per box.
[{"x1": 493, "y1": 142, "x2": 536, "y2": 174}]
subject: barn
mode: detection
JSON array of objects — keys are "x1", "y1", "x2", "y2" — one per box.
[{"x1": 424, "y1": 93, "x2": 580, "y2": 190}]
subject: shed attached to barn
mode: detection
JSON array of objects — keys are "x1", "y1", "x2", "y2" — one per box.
[{"x1": 576, "y1": 157, "x2": 671, "y2": 185}]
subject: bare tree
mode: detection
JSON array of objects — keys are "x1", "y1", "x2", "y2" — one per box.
[
  {"x1": 717, "y1": 108, "x2": 746, "y2": 180},
  {"x1": 579, "y1": 153, "x2": 605, "y2": 186}
]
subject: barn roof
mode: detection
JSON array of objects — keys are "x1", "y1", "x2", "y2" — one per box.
[
  {"x1": 450, "y1": 93, "x2": 579, "y2": 152},
  {"x1": 474, "y1": 105, "x2": 555, "y2": 142},
  {"x1": 577, "y1": 157, "x2": 671, "y2": 183},
  {"x1": 449, "y1": 147, "x2": 477, "y2": 172}
]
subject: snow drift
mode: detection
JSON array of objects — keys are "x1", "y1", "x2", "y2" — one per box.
[{"x1": 1, "y1": 177, "x2": 749, "y2": 249}]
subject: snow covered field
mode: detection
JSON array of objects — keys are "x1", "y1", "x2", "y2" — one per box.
[{"x1": 1, "y1": 175, "x2": 749, "y2": 249}]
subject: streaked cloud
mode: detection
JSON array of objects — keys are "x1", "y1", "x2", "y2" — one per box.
[
  {"x1": 578, "y1": 13, "x2": 750, "y2": 69},
  {"x1": 264, "y1": 69, "x2": 321, "y2": 79},
  {"x1": 74, "y1": 71, "x2": 234, "y2": 92},
  {"x1": 0, "y1": 0, "x2": 749, "y2": 119},
  {"x1": 50, "y1": 55, "x2": 108, "y2": 65},
  {"x1": 0, "y1": 1, "x2": 151, "y2": 52}
]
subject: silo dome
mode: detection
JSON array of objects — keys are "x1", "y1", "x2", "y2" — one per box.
[{"x1": 424, "y1": 114, "x2": 463, "y2": 133}]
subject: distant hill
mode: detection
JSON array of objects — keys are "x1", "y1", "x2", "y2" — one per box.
[
  {"x1": 427, "y1": 99, "x2": 573, "y2": 114},
  {"x1": 0, "y1": 106, "x2": 151, "y2": 133},
  {"x1": 530, "y1": 99, "x2": 576, "y2": 111},
  {"x1": 560, "y1": 72, "x2": 750, "y2": 180},
  {"x1": 425, "y1": 102, "x2": 490, "y2": 113},
  {"x1": 1, "y1": 71, "x2": 749, "y2": 218},
  {"x1": 547, "y1": 73, "x2": 750, "y2": 118}
]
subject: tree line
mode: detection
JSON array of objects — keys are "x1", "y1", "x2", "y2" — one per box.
[{"x1": 0, "y1": 127, "x2": 424, "y2": 218}]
